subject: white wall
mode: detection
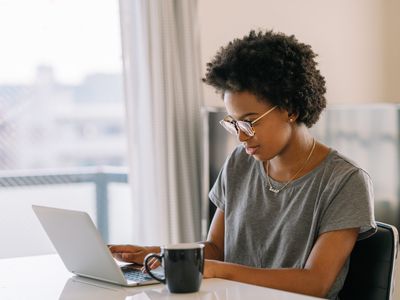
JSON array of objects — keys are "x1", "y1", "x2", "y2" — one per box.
[{"x1": 198, "y1": 0, "x2": 400, "y2": 107}]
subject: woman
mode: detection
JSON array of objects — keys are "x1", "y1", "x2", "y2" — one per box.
[{"x1": 110, "y1": 30, "x2": 376, "y2": 299}]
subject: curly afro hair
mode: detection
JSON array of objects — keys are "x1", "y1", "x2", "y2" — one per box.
[{"x1": 203, "y1": 30, "x2": 326, "y2": 128}]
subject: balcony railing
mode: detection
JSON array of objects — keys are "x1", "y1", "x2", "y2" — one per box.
[{"x1": 0, "y1": 167, "x2": 128, "y2": 243}]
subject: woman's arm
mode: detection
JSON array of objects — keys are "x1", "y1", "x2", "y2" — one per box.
[
  {"x1": 204, "y1": 227, "x2": 358, "y2": 298},
  {"x1": 202, "y1": 208, "x2": 225, "y2": 261}
]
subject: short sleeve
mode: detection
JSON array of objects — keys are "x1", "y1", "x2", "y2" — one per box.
[
  {"x1": 208, "y1": 160, "x2": 228, "y2": 212},
  {"x1": 319, "y1": 169, "x2": 377, "y2": 240}
]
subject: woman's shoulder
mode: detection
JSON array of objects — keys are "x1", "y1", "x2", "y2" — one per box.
[
  {"x1": 328, "y1": 150, "x2": 368, "y2": 172},
  {"x1": 320, "y1": 149, "x2": 371, "y2": 185}
]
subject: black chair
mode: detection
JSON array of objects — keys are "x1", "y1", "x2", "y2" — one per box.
[{"x1": 339, "y1": 222, "x2": 399, "y2": 300}]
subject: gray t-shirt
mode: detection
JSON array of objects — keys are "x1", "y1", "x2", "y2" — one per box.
[{"x1": 209, "y1": 145, "x2": 376, "y2": 300}]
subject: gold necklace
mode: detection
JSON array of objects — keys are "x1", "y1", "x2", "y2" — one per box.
[{"x1": 266, "y1": 138, "x2": 316, "y2": 194}]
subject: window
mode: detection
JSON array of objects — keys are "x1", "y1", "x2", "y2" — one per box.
[
  {"x1": 0, "y1": 0, "x2": 132, "y2": 258},
  {"x1": 0, "y1": 0, "x2": 126, "y2": 170}
]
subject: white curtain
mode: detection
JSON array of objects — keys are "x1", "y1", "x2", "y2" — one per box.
[{"x1": 119, "y1": 0, "x2": 203, "y2": 245}]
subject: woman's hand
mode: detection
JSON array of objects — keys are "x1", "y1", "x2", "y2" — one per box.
[
  {"x1": 108, "y1": 244, "x2": 159, "y2": 265},
  {"x1": 203, "y1": 259, "x2": 220, "y2": 278}
]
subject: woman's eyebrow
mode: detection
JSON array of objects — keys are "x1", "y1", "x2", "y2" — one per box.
[{"x1": 228, "y1": 112, "x2": 259, "y2": 120}]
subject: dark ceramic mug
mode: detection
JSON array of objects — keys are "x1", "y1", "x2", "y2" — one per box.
[{"x1": 144, "y1": 243, "x2": 205, "y2": 293}]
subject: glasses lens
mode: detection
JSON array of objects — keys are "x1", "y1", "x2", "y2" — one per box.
[
  {"x1": 219, "y1": 120, "x2": 238, "y2": 135},
  {"x1": 237, "y1": 121, "x2": 254, "y2": 136}
]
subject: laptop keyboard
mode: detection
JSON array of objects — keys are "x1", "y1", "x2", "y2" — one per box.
[
  {"x1": 121, "y1": 265, "x2": 164, "y2": 282},
  {"x1": 123, "y1": 269, "x2": 153, "y2": 282}
]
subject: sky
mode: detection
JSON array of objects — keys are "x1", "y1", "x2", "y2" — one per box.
[{"x1": 0, "y1": 0, "x2": 122, "y2": 85}]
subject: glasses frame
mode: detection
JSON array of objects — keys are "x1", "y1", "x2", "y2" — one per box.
[{"x1": 219, "y1": 105, "x2": 278, "y2": 137}]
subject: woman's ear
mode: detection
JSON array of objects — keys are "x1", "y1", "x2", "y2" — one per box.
[{"x1": 288, "y1": 112, "x2": 298, "y2": 123}]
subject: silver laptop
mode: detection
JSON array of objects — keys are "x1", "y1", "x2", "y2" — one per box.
[{"x1": 32, "y1": 205, "x2": 161, "y2": 287}]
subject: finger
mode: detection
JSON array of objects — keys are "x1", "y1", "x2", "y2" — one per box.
[
  {"x1": 111, "y1": 252, "x2": 124, "y2": 261},
  {"x1": 147, "y1": 257, "x2": 158, "y2": 267},
  {"x1": 121, "y1": 252, "x2": 143, "y2": 263},
  {"x1": 141, "y1": 258, "x2": 160, "y2": 273},
  {"x1": 110, "y1": 252, "x2": 139, "y2": 263},
  {"x1": 108, "y1": 245, "x2": 141, "y2": 253},
  {"x1": 150, "y1": 257, "x2": 160, "y2": 269},
  {"x1": 150, "y1": 259, "x2": 161, "y2": 269}
]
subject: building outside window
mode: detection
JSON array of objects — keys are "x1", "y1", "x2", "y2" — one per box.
[{"x1": 0, "y1": 0, "x2": 132, "y2": 258}]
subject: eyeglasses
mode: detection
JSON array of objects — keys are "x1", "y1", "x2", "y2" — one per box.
[{"x1": 219, "y1": 106, "x2": 278, "y2": 137}]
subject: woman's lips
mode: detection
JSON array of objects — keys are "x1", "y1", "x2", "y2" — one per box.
[{"x1": 245, "y1": 146, "x2": 258, "y2": 155}]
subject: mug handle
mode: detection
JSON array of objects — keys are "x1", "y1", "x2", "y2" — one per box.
[{"x1": 144, "y1": 253, "x2": 166, "y2": 284}]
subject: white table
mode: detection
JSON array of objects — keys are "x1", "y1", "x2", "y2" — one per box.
[{"x1": 0, "y1": 255, "x2": 324, "y2": 300}]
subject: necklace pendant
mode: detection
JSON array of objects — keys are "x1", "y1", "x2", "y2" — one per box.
[{"x1": 269, "y1": 186, "x2": 280, "y2": 194}]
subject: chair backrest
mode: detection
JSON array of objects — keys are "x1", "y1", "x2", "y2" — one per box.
[{"x1": 339, "y1": 222, "x2": 399, "y2": 300}]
